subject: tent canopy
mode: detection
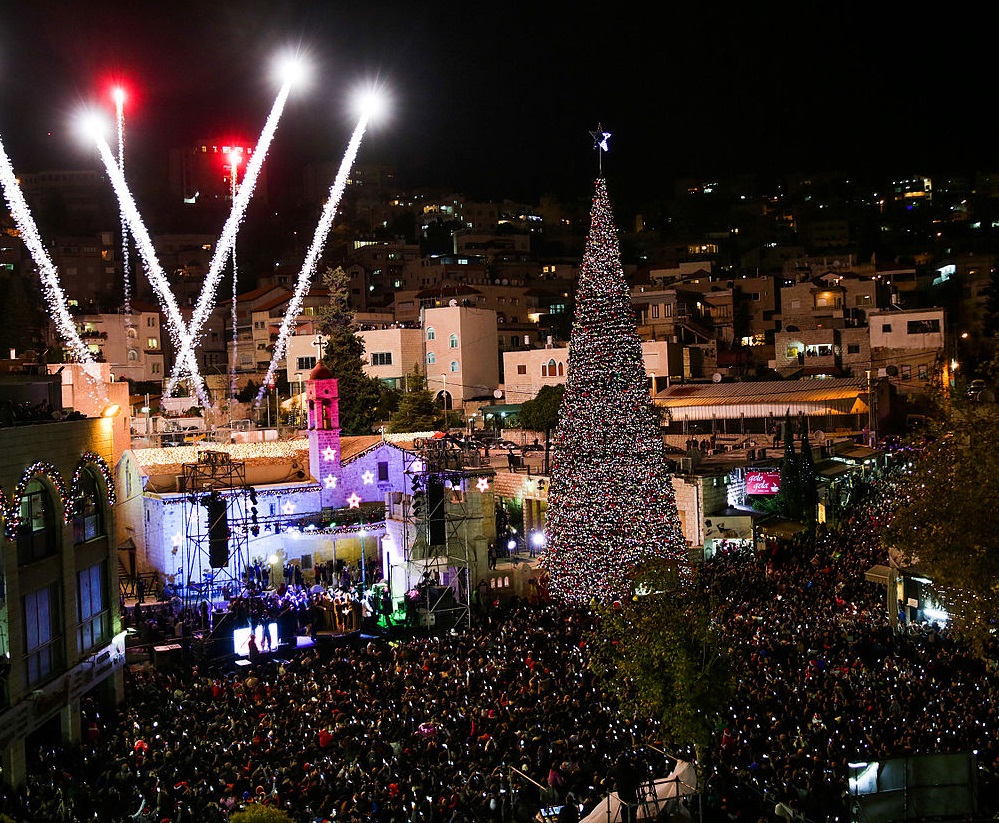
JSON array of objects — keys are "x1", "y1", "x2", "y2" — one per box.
[{"x1": 580, "y1": 760, "x2": 697, "y2": 823}]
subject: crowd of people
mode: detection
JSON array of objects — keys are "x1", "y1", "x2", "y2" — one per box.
[{"x1": 2, "y1": 464, "x2": 997, "y2": 823}]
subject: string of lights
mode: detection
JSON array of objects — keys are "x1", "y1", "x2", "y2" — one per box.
[{"x1": 542, "y1": 176, "x2": 687, "y2": 603}]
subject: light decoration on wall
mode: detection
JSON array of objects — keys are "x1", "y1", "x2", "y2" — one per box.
[
  {"x1": 361, "y1": 470, "x2": 375, "y2": 485},
  {"x1": 323, "y1": 446, "x2": 337, "y2": 463},
  {"x1": 281, "y1": 500, "x2": 297, "y2": 515},
  {"x1": 347, "y1": 492, "x2": 362, "y2": 509},
  {"x1": 476, "y1": 476, "x2": 490, "y2": 493},
  {"x1": 324, "y1": 474, "x2": 338, "y2": 490},
  {"x1": 5, "y1": 461, "x2": 72, "y2": 538},
  {"x1": 72, "y1": 452, "x2": 117, "y2": 507}
]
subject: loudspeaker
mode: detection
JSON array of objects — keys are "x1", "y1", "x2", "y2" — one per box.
[
  {"x1": 206, "y1": 494, "x2": 229, "y2": 568},
  {"x1": 426, "y1": 478, "x2": 446, "y2": 546}
]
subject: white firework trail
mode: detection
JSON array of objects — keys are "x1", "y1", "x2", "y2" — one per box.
[
  {"x1": 93, "y1": 136, "x2": 212, "y2": 407},
  {"x1": 165, "y1": 76, "x2": 295, "y2": 397},
  {"x1": 114, "y1": 89, "x2": 132, "y2": 319},
  {"x1": 0, "y1": 135, "x2": 108, "y2": 404},
  {"x1": 255, "y1": 113, "x2": 369, "y2": 404}
]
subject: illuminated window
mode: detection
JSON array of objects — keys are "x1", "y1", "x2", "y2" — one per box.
[
  {"x1": 24, "y1": 583, "x2": 63, "y2": 685},
  {"x1": 18, "y1": 479, "x2": 57, "y2": 565},
  {"x1": 77, "y1": 562, "x2": 109, "y2": 653},
  {"x1": 73, "y1": 467, "x2": 105, "y2": 544}
]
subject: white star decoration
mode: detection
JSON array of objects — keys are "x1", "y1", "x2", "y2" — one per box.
[
  {"x1": 281, "y1": 500, "x2": 296, "y2": 515},
  {"x1": 347, "y1": 492, "x2": 362, "y2": 509},
  {"x1": 361, "y1": 470, "x2": 375, "y2": 485},
  {"x1": 322, "y1": 446, "x2": 337, "y2": 462},
  {"x1": 476, "y1": 477, "x2": 490, "y2": 493},
  {"x1": 324, "y1": 474, "x2": 338, "y2": 490}
]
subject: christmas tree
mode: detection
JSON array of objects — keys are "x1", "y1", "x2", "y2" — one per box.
[{"x1": 541, "y1": 176, "x2": 687, "y2": 603}]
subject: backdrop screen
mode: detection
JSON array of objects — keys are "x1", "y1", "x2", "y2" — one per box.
[{"x1": 233, "y1": 623, "x2": 278, "y2": 656}]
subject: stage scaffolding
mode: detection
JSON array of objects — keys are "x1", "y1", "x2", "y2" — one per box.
[
  {"x1": 403, "y1": 437, "x2": 485, "y2": 631},
  {"x1": 180, "y1": 450, "x2": 250, "y2": 609}
]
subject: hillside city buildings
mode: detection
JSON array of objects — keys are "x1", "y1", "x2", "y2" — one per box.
[{"x1": 2, "y1": 156, "x2": 998, "y2": 790}]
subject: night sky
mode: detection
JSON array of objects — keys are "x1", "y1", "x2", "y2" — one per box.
[{"x1": 1, "y1": 3, "x2": 996, "y2": 210}]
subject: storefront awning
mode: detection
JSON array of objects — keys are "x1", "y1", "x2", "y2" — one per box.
[{"x1": 865, "y1": 564, "x2": 892, "y2": 586}]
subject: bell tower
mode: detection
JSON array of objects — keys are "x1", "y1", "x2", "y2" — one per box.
[{"x1": 306, "y1": 362, "x2": 342, "y2": 509}]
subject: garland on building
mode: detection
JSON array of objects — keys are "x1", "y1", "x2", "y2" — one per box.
[
  {"x1": 541, "y1": 177, "x2": 687, "y2": 603},
  {"x1": 73, "y1": 452, "x2": 117, "y2": 507}
]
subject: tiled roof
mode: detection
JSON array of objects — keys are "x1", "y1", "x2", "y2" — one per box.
[{"x1": 656, "y1": 377, "x2": 867, "y2": 408}]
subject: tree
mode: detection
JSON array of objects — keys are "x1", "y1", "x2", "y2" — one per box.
[
  {"x1": 388, "y1": 366, "x2": 441, "y2": 433},
  {"x1": 517, "y1": 384, "x2": 564, "y2": 474},
  {"x1": 317, "y1": 266, "x2": 383, "y2": 435},
  {"x1": 541, "y1": 178, "x2": 687, "y2": 603},
  {"x1": 798, "y1": 425, "x2": 818, "y2": 530},
  {"x1": 883, "y1": 396, "x2": 999, "y2": 649},
  {"x1": 591, "y1": 560, "x2": 732, "y2": 767},
  {"x1": 776, "y1": 411, "x2": 802, "y2": 520},
  {"x1": 228, "y1": 805, "x2": 294, "y2": 823}
]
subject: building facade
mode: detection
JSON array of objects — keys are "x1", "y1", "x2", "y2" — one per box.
[{"x1": 0, "y1": 379, "x2": 125, "y2": 788}]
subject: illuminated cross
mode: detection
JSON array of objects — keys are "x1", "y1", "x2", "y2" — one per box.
[{"x1": 313, "y1": 335, "x2": 326, "y2": 362}]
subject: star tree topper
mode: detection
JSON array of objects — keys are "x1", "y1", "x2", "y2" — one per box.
[{"x1": 590, "y1": 123, "x2": 611, "y2": 175}]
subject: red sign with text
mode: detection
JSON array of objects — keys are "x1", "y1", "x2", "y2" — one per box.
[{"x1": 746, "y1": 470, "x2": 781, "y2": 495}]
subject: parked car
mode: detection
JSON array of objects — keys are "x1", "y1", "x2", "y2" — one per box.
[
  {"x1": 491, "y1": 439, "x2": 521, "y2": 451},
  {"x1": 967, "y1": 379, "x2": 987, "y2": 399}
]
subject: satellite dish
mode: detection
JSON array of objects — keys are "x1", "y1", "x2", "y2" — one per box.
[
  {"x1": 448, "y1": 299, "x2": 459, "y2": 307},
  {"x1": 712, "y1": 372, "x2": 722, "y2": 383},
  {"x1": 493, "y1": 389, "x2": 503, "y2": 399}
]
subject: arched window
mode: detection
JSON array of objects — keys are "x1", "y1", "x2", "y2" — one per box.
[
  {"x1": 449, "y1": 333, "x2": 459, "y2": 349},
  {"x1": 557, "y1": 361, "x2": 564, "y2": 376},
  {"x1": 127, "y1": 349, "x2": 139, "y2": 362},
  {"x1": 126, "y1": 327, "x2": 138, "y2": 339},
  {"x1": 427, "y1": 352, "x2": 436, "y2": 365},
  {"x1": 450, "y1": 361, "x2": 459, "y2": 373},
  {"x1": 541, "y1": 363, "x2": 548, "y2": 377},
  {"x1": 18, "y1": 479, "x2": 57, "y2": 565},
  {"x1": 73, "y1": 467, "x2": 106, "y2": 544},
  {"x1": 426, "y1": 327, "x2": 436, "y2": 341}
]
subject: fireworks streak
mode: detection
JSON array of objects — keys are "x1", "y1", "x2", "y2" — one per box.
[
  {"x1": 0, "y1": 136, "x2": 108, "y2": 404},
  {"x1": 93, "y1": 135, "x2": 211, "y2": 406},
  {"x1": 255, "y1": 113, "x2": 369, "y2": 404},
  {"x1": 93, "y1": 74, "x2": 294, "y2": 405},
  {"x1": 164, "y1": 76, "x2": 295, "y2": 397},
  {"x1": 114, "y1": 87, "x2": 132, "y2": 319},
  {"x1": 3, "y1": 56, "x2": 378, "y2": 414}
]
